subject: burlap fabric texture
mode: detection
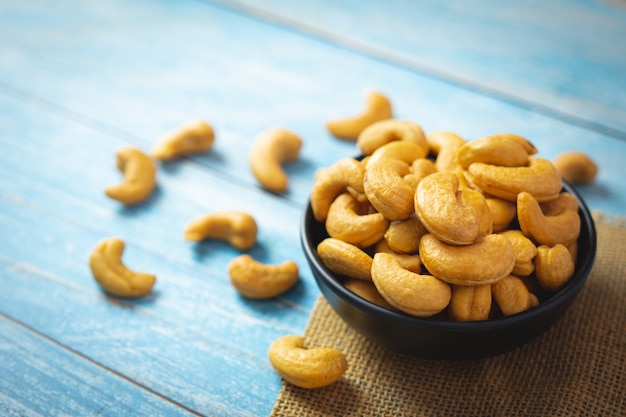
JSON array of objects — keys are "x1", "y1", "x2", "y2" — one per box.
[{"x1": 271, "y1": 213, "x2": 625, "y2": 417}]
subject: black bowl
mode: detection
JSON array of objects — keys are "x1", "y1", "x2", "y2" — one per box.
[{"x1": 301, "y1": 181, "x2": 596, "y2": 359}]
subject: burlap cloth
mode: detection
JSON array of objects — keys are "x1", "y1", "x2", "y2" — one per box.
[{"x1": 271, "y1": 213, "x2": 625, "y2": 417}]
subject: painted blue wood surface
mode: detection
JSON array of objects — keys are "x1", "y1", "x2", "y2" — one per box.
[{"x1": 1, "y1": 0, "x2": 625, "y2": 416}]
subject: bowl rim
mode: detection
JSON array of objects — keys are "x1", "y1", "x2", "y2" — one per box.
[{"x1": 301, "y1": 179, "x2": 597, "y2": 331}]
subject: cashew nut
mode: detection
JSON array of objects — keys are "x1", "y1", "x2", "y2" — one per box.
[
  {"x1": 228, "y1": 255, "x2": 298, "y2": 299},
  {"x1": 105, "y1": 147, "x2": 157, "y2": 205},
  {"x1": 540, "y1": 191, "x2": 579, "y2": 216},
  {"x1": 449, "y1": 284, "x2": 492, "y2": 321},
  {"x1": 183, "y1": 211, "x2": 257, "y2": 250},
  {"x1": 457, "y1": 134, "x2": 531, "y2": 169},
  {"x1": 310, "y1": 157, "x2": 365, "y2": 222},
  {"x1": 249, "y1": 128, "x2": 302, "y2": 193},
  {"x1": 486, "y1": 197, "x2": 517, "y2": 232},
  {"x1": 517, "y1": 191, "x2": 580, "y2": 246},
  {"x1": 415, "y1": 172, "x2": 492, "y2": 245},
  {"x1": 366, "y1": 140, "x2": 428, "y2": 166},
  {"x1": 325, "y1": 193, "x2": 389, "y2": 248},
  {"x1": 486, "y1": 133, "x2": 538, "y2": 155},
  {"x1": 363, "y1": 157, "x2": 414, "y2": 220},
  {"x1": 344, "y1": 279, "x2": 395, "y2": 309},
  {"x1": 419, "y1": 234, "x2": 515, "y2": 286},
  {"x1": 374, "y1": 240, "x2": 422, "y2": 273},
  {"x1": 383, "y1": 213, "x2": 428, "y2": 254},
  {"x1": 553, "y1": 151, "x2": 598, "y2": 184},
  {"x1": 89, "y1": 237, "x2": 156, "y2": 298},
  {"x1": 425, "y1": 131, "x2": 465, "y2": 172},
  {"x1": 499, "y1": 230, "x2": 538, "y2": 277},
  {"x1": 326, "y1": 91, "x2": 393, "y2": 140},
  {"x1": 371, "y1": 253, "x2": 451, "y2": 317},
  {"x1": 492, "y1": 275, "x2": 538, "y2": 316},
  {"x1": 268, "y1": 335, "x2": 347, "y2": 389},
  {"x1": 356, "y1": 119, "x2": 427, "y2": 156},
  {"x1": 534, "y1": 244, "x2": 575, "y2": 292},
  {"x1": 317, "y1": 238, "x2": 373, "y2": 281},
  {"x1": 466, "y1": 157, "x2": 562, "y2": 202},
  {"x1": 152, "y1": 120, "x2": 215, "y2": 161}
]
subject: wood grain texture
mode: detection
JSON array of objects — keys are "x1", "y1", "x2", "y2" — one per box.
[{"x1": 0, "y1": 0, "x2": 625, "y2": 415}]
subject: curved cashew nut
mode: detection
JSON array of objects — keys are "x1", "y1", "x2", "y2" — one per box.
[
  {"x1": 486, "y1": 197, "x2": 517, "y2": 232},
  {"x1": 363, "y1": 158, "x2": 414, "y2": 221},
  {"x1": 383, "y1": 214, "x2": 428, "y2": 254},
  {"x1": 540, "y1": 191, "x2": 579, "y2": 216},
  {"x1": 228, "y1": 255, "x2": 298, "y2": 299},
  {"x1": 371, "y1": 253, "x2": 451, "y2": 317},
  {"x1": 499, "y1": 230, "x2": 538, "y2": 277},
  {"x1": 449, "y1": 284, "x2": 492, "y2": 321},
  {"x1": 310, "y1": 158, "x2": 365, "y2": 222},
  {"x1": 249, "y1": 128, "x2": 302, "y2": 193},
  {"x1": 89, "y1": 237, "x2": 156, "y2": 298},
  {"x1": 534, "y1": 244, "x2": 575, "y2": 292},
  {"x1": 374, "y1": 240, "x2": 422, "y2": 273},
  {"x1": 419, "y1": 234, "x2": 515, "y2": 286},
  {"x1": 325, "y1": 193, "x2": 389, "y2": 247},
  {"x1": 326, "y1": 91, "x2": 393, "y2": 141},
  {"x1": 415, "y1": 172, "x2": 492, "y2": 245},
  {"x1": 366, "y1": 140, "x2": 428, "y2": 167},
  {"x1": 425, "y1": 131, "x2": 465, "y2": 172},
  {"x1": 457, "y1": 134, "x2": 531, "y2": 169},
  {"x1": 553, "y1": 151, "x2": 598, "y2": 184},
  {"x1": 517, "y1": 192, "x2": 580, "y2": 246},
  {"x1": 183, "y1": 211, "x2": 257, "y2": 250},
  {"x1": 152, "y1": 120, "x2": 215, "y2": 160},
  {"x1": 105, "y1": 147, "x2": 157, "y2": 205},
  {"x1": 485, "y1": 133, "x2": 538, "y2": 155},
  {"x1": 268, "y1": 335, "x2": 347, "y2": 389},
  {"x1": 492, "y1": 275, "x2": 538, "y2": 316},
  {"x1": 356, "y1": 119, "x2": 427, "y2": 155},
  {"x1": 317, "y1": 237, "x2": 373, "y2": 281},
  {"x1": 344, "y1": 279, "x2": 395, "y2": 310},
  {"x1": 466, "y1": 157, "x2": 562, "y2": 202}
]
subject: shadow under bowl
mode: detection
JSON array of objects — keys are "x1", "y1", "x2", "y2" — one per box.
[{"x1": 301, "y1": 181, "x2": 597, "y2": 360}]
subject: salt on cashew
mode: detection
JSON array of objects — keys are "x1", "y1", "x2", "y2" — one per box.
[
  {"x1": 249, "y1": 128, "x2": 302, "y2": 193},
  {"x1": 310, "y1": 157, "x2": 365, "y2": 222},
  {"x1": 363, "y1": 158, "x2": 414, "y2": 221},
  {"x1": 534, "y1": 244, "x2": 575, "y2": 292},
  {"x1": 183, "y1": 211, "x2": 257, "y2": 250},
  {"x1": 419, "y1": 234, "x2": 516, "y2": 286},
  {"x1": 326, "y1": 91, "x2": 393, "y2": 141},
  {"x1": 553, "y1": 151, "x2": 598, "y2": 184},
  {"x1": 491, "y1": 275, "x2": 538, "y2": 316},
  {"x1": 228, "y1": 254, "x2": 299, "y2": 299},
  {"x1": 456, "y1": 134, "x2": 531, "y2": 169},
  {"x1": 356, "y1": 119, "x2": 428, "y2": 156},
  {"x1": 344, "y1": 279, "x2": 395, "y2": 309},
  {"x1": 268, "y1": 335, "x2": 347, "y2": 389},
  {"x1": 415, "y1": 172, "x2": 492, "y2": 245},
  {"x1": 152, "y1": 120, "x2": 215, "y2": 161},
  {"x1": 317, "y1": 238, "x2": 373, "y2": 281},
  {"x1": 105, "y1": 147, "x2": 157, "y2": 205},
  {"x1": 325, "y1": 193, "x2": 389, "y2": 248},
  {"x1": 371, "y1": 253, "x2": 451, "y2": 317},
  {"x1": 383, "y1": 214, "x2": 428, "y2": 254},
  {"x1": 89, "y1": 237, "x2": 156, "y2": 298},
  {"x1": 465, "y1": 157, "x2": 562, "y2": 202},
  {"x1": 486, "y1": 197, "x2": 517, "y2": 232},
  {"x1": 517, "y1": 191, "x2": 580, "y2": 246},
  {"x1": 425, "y1": 131, "x2": 465, "y2": 172},
  {"x1": 499, "y1": 230, "x2": 538, "y2": 277},
  {"x1": 449, "y1": 284, "x2": 492, "y2": 322}
]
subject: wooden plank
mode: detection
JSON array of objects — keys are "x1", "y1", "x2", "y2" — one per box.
[
  {"x1": 221, "y1": 0, "x2": 626, "y2": 137},
  {"x1": 0, "y1": 315, "x2": 199, "y2": 417}
]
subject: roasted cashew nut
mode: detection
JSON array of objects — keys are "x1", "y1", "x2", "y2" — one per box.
[
  {"x1": 89, "y1": 237, "x2": 156, "y2": 298},
  {"x1": 363, "y1": 158, "x2": 414, "y2": 221},
  {"x1": 419, "y1": 234, "x2": 515, "y2": 286},
  {"x1": 374, "y1": 240, "x2": 422, "y2": 273},
  {"x1": 517, "y1": 191, "x2": 580, "y2": 246},
  {"x1": 457, "y1": 134, "x2": 531, "y2": 169},
  {"x1": 492, "y1": 275, "x2": 538, "y2": 316},
  {"x1": 249, "y1": 128, "x2": 302, "y2": 193},
  {"x1": 383, "y1": 214, "x2": 428, "y2": 254},
  {"x1": 466, "y1": 157, "x2": 562, "y2": 202},
  {"x1": 183, "y1": 211, "x2": 257, "y2": 250},
  {"x1": 553, "y1": 151, "x2": 598, "y2": 184},
  {"x1": 449, "y1": 284, "x2": 492, "y2": 321},
  {"x1": 534, "y1": 244, "x2": 575, "y2": 292},
  {"x1": 152, "y1": 120, "x2": 215, "y2": 160},
  {"x1": 317, "y1": 238, "x2": 373, "y2": 281},
  {"x1": 326, "y1": 91, "x2": 393, "y2": 140},
  {"x1": 371, "y1": 253, "x2": 451, "y2": 317},
  {"x1": 415, "y1": 172, "x2": 492, "y2": 245},
  {"x1": 228, "y1": 255, "x2": 298, "y2": 299},
  {"x1": 268, "y1": 335, "x2": 347, "y2": 389},
  {"x1": 499, "y1": 230, "x2": 538, "y2": 277},
  {"x1": 344, "y1": 279, "x2": 396, "y2": 310},
  {"x1": 310, "y1": 158, "x2": 365, "y2": 222},
  {"x1": 356, "y1": 119, "x2": 427, "y2": 156},
  {"x1": 105, "y1": 147, "x2": 157, "y2": 205},
  {"x1": 325, "y1": 193, "x2": 389, "y2": 248},
  {"x1": 366, "y1": 140, "x2": 428, "y2": 167},
  {"x1": 486, "y1": 197, "x2": 517, "y2": 232},
  {"x1": 425, "y1": 131, "x2": 465, "y2": 172}
]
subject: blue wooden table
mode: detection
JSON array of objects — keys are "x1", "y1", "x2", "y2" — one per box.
[{"x1": 1, "y1": 1, "x2": 625, "y2": 415}]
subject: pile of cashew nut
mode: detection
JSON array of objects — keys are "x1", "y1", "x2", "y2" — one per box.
[{"x1": 89, "y1": 91, "x2": 598, "y2": 389}]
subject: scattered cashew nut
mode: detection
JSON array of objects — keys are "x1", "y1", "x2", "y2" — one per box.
[
  {"x1": 249, "y1": 128, "x2": 302, "y2": 193},
  {"x1": 183, "y1": 211, "x2": 257, "y2": 250},
  {"x1": 152, "y1": 120, "x2": 215, "y2": 161},
  {"x1": 228, "y1": 254, "x2": 299, "y2": 299},
  {"x1": 553, "y1": 151, "x2": 598, "y2": 184},
  {"x1": 89, "y1": 237, "x2": 156, "y2": 298},
  {"x1": 268, "y1": 335, "x2": 347, "y2": 389},
  {"x1": 105, "y1": 147, "x2": 157, "y2": 205},
  {"x1": 326, "y1": 91, "x2": 393, "y2": 140}
]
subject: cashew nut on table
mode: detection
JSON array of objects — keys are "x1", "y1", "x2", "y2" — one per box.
[
  {"x1": 249, "y1": 127, "x2": 302, "y2": 193},
  {"x1": 228, "y1": 254, "x2": 299, "y2": 299},
  {"x1": 183, "y1": 211, "x2": 257, "y2": 250},
  {"x1": 105, "y1": 147, "x2": 157, "y2": 205},
  {"x1": 152, "y1": 120, "x2": 215, "y2": 161}
]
